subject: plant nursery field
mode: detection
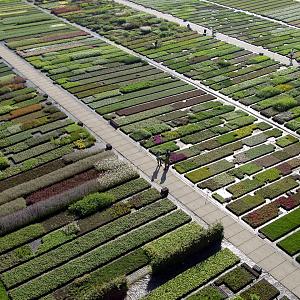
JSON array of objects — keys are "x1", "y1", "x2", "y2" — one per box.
[
  {"x1": 0, "y1": 144, "x2": 289, "y2": 300},
  {"x1": 204, "y1": 0, "x2": 300, "y2": 28},
  {"x1": 0, "y1": 59, "x2": 287, "y2": 298},
  {"x1": 34, "y1": 0, "x2": 300, "y2": 134},
  {"x1": 0, "y1": 0, "x2": 300, "y2": 299},
  {"x1": 121, "y1": 0, "x2": 300, "y2": 55},
  {"x1": 0, "y1": 0, "x2": 299, "y2": 261}
]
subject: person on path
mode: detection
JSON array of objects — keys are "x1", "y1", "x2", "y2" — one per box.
[
  {"x1": 187, "y1": 23, "x2": 192, "y2": 31},
  {"x1": 211, "y1": 28, "x2": 216, "y2": 38},
  {"x1": 156, "y1": 151, "x2": 162, "y2": 167},
  {"x1": 289, "y1": 49, "x2": 295, "y2": 66},
  {"x1": 164, "y1": 150, "x2": 171, "y2": 170}
]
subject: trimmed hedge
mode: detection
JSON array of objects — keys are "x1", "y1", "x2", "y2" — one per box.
[
  {"x1": 144, "y1": 222, "x2": 223, "y2": 272},
  {"x1": 69, "y1": 192, "x2": 116, "y2": 217},
  {"x1": 144, "y1": 248, "x2": 239, "y2": 300},
  {"x1": 81, "y1": 276, "x2": 128, "y2": 300}
]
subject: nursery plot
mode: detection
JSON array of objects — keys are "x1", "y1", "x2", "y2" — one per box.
[
  {"x1": 0, "y1": 0, "x2": 300, "y2": 259},
  {"x1": 125, "y1": 0, "x2": 300, "y2": 56},
  {"x1": 0, "y1": 58, "x2": 95, "y2": 197},
  {"x1": 0, "y1": 148, "x2": 280, "y2": 300},
  {"x1": 30, "y1": 0, "x2": 300, "y2": 133},
  {"x1": 202, "y1": 0, "x2": 300, "y2": 28}
]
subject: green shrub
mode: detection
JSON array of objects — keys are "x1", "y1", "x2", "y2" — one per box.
[
  {"x1": 276, "y1": 135, "x2": 298, "y2": 147},
  {"x1": 69, "y1": 193, "x2": 116, "y2": 217},
  {"x1": 144, "y1": 223, "x2": 223, "y2": 272},
  {"x1": 81, "y1": 276, "x2": 128, "y2": 300},
  {"x1": 0, "y1": 281, "x2": 8, "y2": 300},
  {"x1": 120, "y1": 55, "x2": 142, "y2": 64},
  {"x1": 227, "y1": 195, "x2": 265, "y2": 216},
  {"x1": 0, "y1": 156, "x2": 10, "y2": 171},
  {"x1": 273, "y1": 96, "x2": 298, "y2": 112},
  {"x1": 255, "y1": 86, "x2": 281, "y2": 99}
]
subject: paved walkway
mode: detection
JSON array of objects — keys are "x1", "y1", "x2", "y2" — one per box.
[
  {"x1": 0, "y1": 44, "x2": 299, "y2": 297},
  {"x1": 114, "y1": 0, "x2": 299, "y2": 67}
]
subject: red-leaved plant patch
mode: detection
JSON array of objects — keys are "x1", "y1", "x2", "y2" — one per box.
[
  {"x1": 25, "y1": 169, "x2": 100, "y2": 205},
  {"x1": 243, "y1": 191, "x2": 300, "y2": 228},
  {"x1": 51, "y1": 5, "x2": 81, "y2": 15},
  {"x1": 41, "y1": 31, "x2": 87, "y2": 42}
]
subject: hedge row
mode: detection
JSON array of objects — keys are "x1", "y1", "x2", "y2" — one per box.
[
  {"x1": 8, "y1": 210, "x2": 190, "y2": 299},
  {"x1": 144, "y1": 222, "x2": 223, "y2": 272},
  {"x1": 65, "y1": 249, "x2": 149, "y2": 299},
  {"x1": 2, "y1": 199, "x2": 177, "y2": 289},
  {"x1": 144, "y1": 248, "x2": 239, "y2": 300}
]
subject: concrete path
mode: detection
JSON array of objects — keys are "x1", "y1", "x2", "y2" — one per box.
[
  {"x1": 1, "y1": 43, "x2": 299, "y2": 297},
  {"x1": 114, "y1": 0, "x2": 299, "y2": 67}
]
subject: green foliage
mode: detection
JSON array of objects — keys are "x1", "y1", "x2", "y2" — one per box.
[
  {"x1": 144, "y1": 222, "x2": 223, "y2": 272},
  {"x1": 69, "y1": 192, "x2": 116, "y2": 217},
  {"x1": 0, "y1": 105, "x2": 14, "y2": 115},
  {"x1": 0, "y1": 156, "x2": 10, "y2": 170},
  {"x1": 0, "y1": 224, "x2": 45, "y2": 254},
  {"x1": 186, "y1": 160, "x2": 234, "y2": 183},
  {"x1": 276, "y1": 135, "x2": 298, "y2": 147},
  {"x1": 240, "y1": 279, "x2": 279, "y2": 300},
  {"x1": 80, "y1": 276, "x2": 128, "y2": 300},
  {"x1": 227, "y1": 195, "x2": 265, "y2": 216},
  {"x1": 273, "y1": 95, "x2": 298, "y2": 112},
  {"x1": 215, "y1": 266, "x2": 255, "y2": 292},
  {"x1": 260, "y1": 207, "x2": 300, "y2": 241},
  {"x1": 0, "y1": 281, "x2": 8, "y2": 300},
  {"x1": 8, "y1": 209, "x2": 189, "y2": 299},
  {"x1": 255, "y1": 86, "x2": 281, "y2": 99},
  {"x1": 248, "y1": 55, "x2": 269, "y2": 64},
  {"x1": 68, "y1": 249, "x2": 149, "y2": 299},
  {"x1": 144, "y1": 248, "x2": 239, "y2": 300},
  {"x1": 277, "y1": 230, "x2": 300, "y2": 256},
  {"x1": 150, "y1": 141, "x2": 179, "y2": 155},
  {"x1": 36, "y1": 222, "x2": 80, "y2": 254}
]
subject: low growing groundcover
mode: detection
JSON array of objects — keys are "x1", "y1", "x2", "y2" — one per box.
[{"x1": 260, "y1": 207, "x2": 300, "y2": 241}]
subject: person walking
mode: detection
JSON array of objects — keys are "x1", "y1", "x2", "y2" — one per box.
[
  {"x1": 156, "y1": 151, "x2": 162, "y2": 167},
  {"x1": 164, "y1": 150, "x2": 171, "y2": 170}
]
